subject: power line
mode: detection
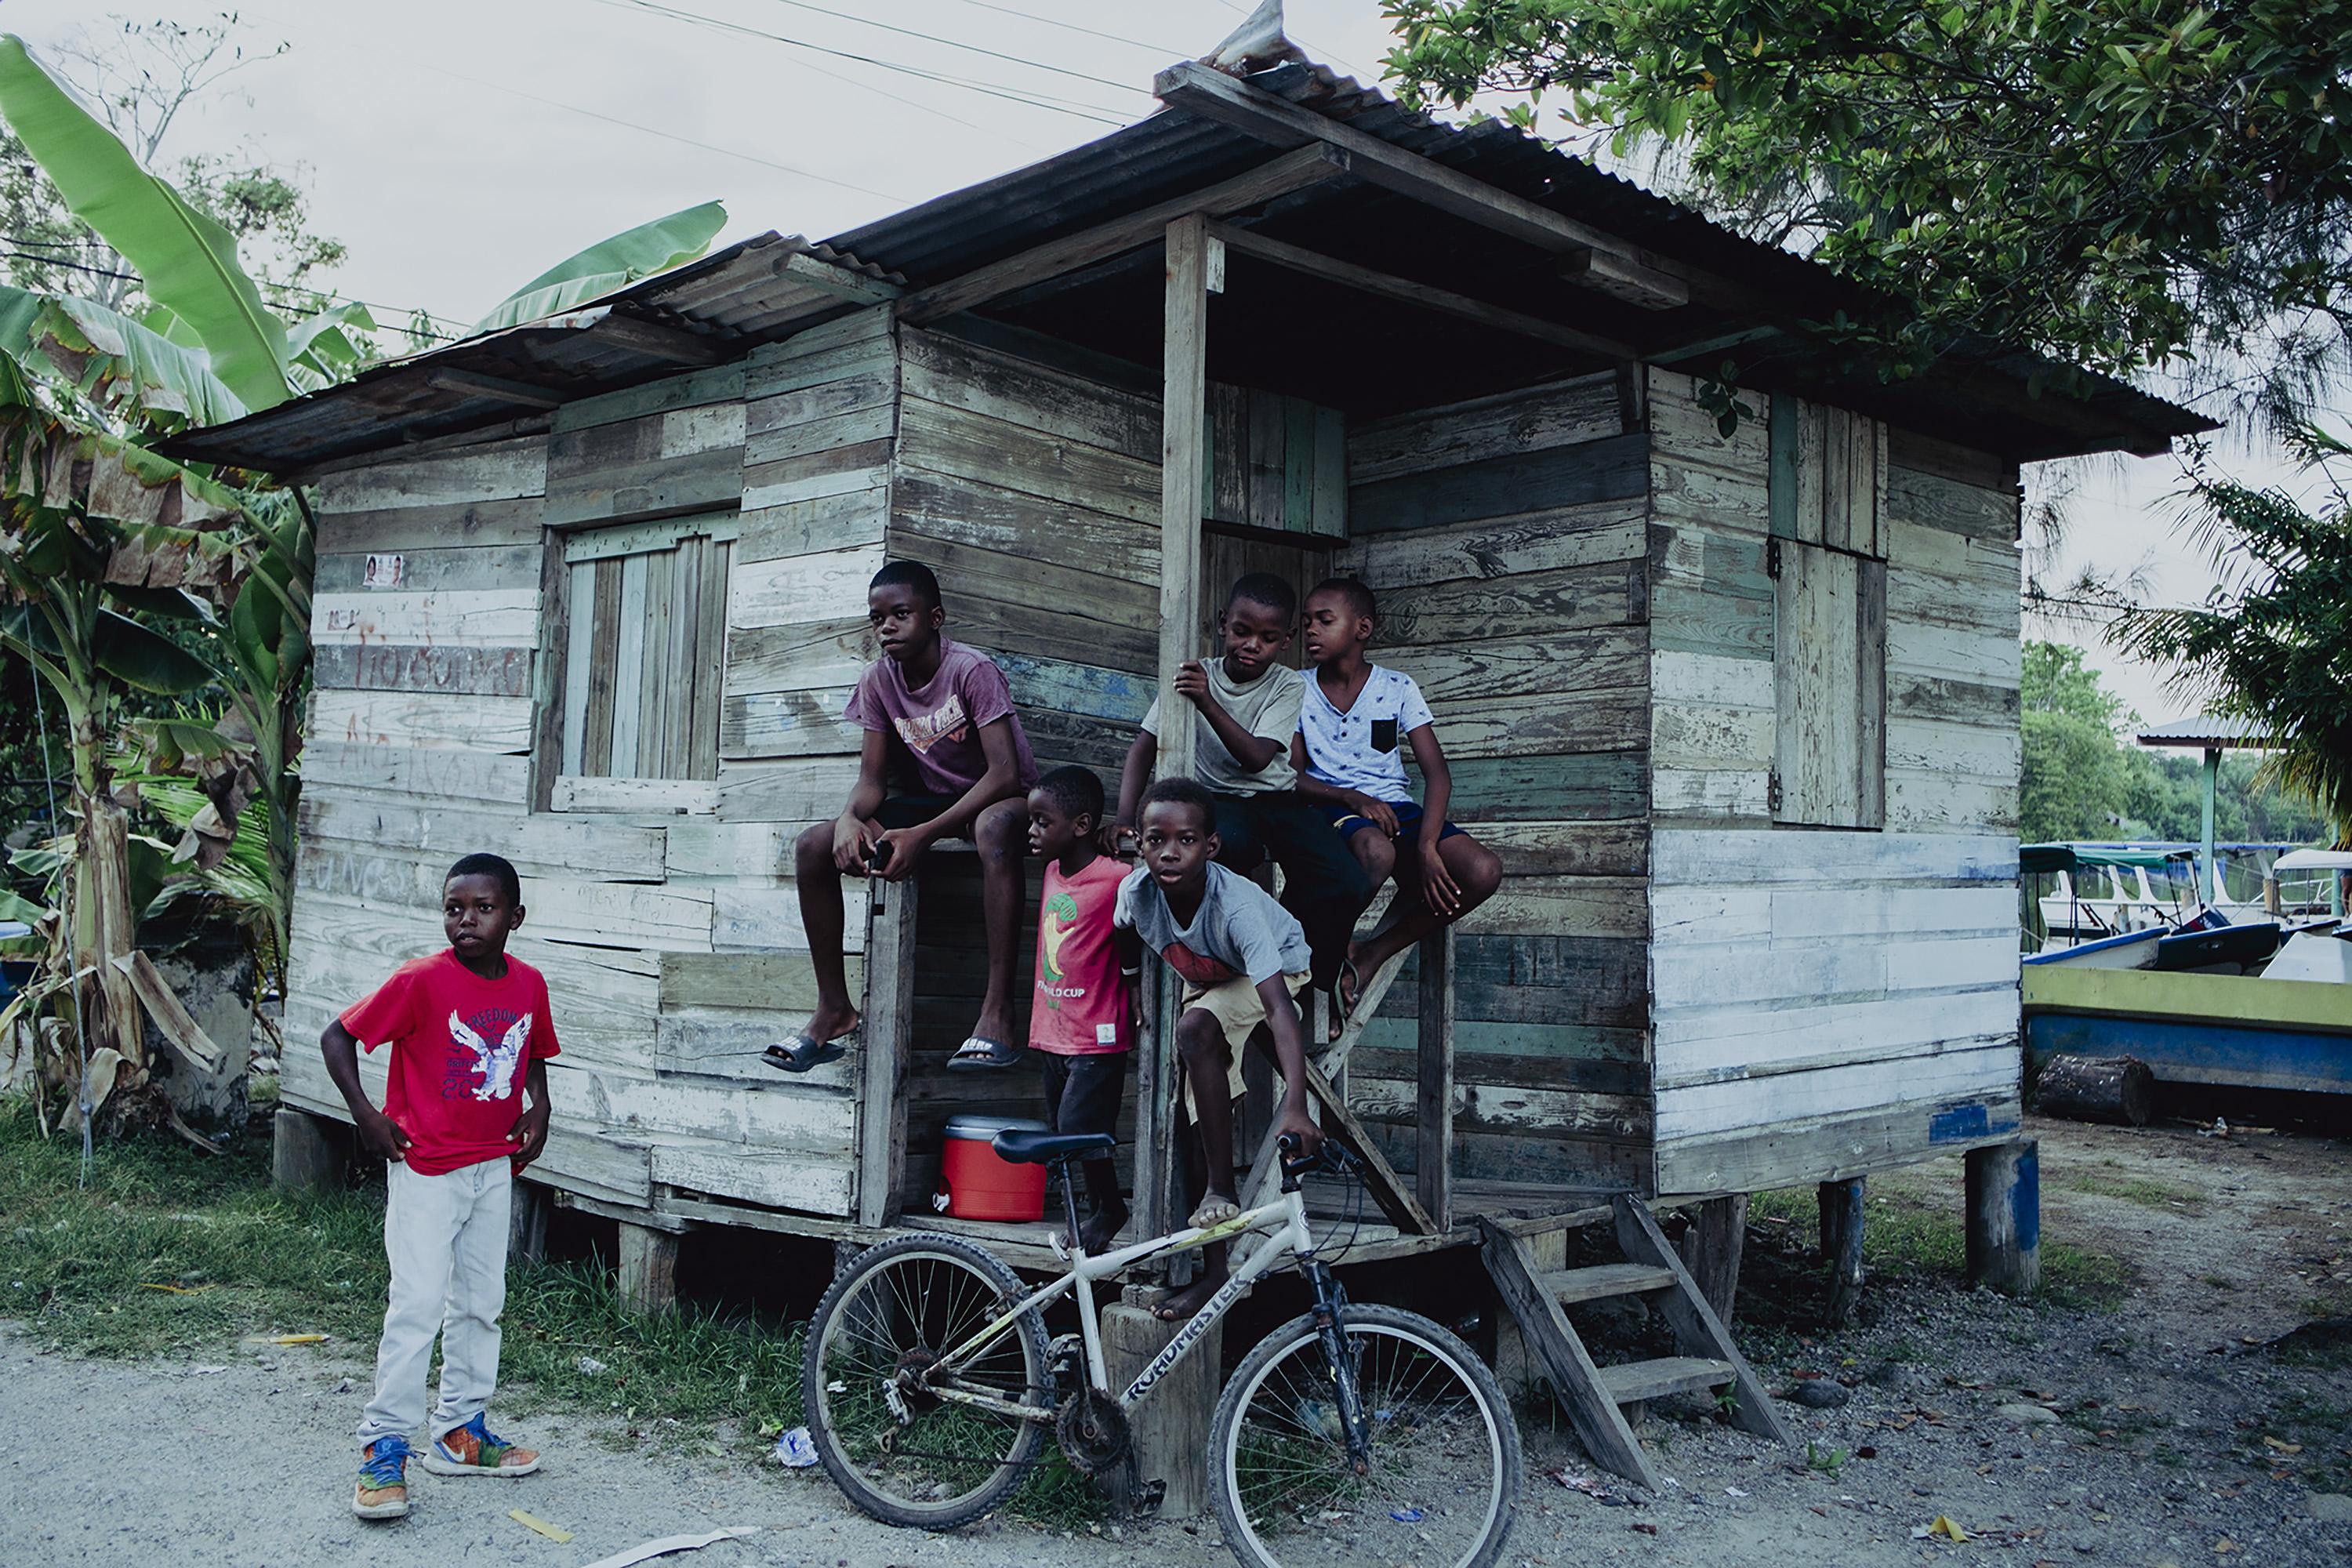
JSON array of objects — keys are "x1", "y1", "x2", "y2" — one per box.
[
  {"x1": 950, "y1": 0, "x2": 1189, "y2": 57},
  {"x1": 2, "y1": 233, "x2": 467, "y2": 340},
  {"x1": 413, "y1": 60, "x2": 916, "y2": 202},
  {"x1": 752, "y1": 0, "x2": 1155, "y2": 98},
  {"x1": 591, "y1": 0, "x2": 1131, "y2": 125}
]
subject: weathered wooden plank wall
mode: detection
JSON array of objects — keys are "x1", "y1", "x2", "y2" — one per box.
[
  {"x1": 1643, "y1": 369, "x2": 2023, "y2": 1196},
  {"x1": 281, "y1": 311, "x2": 906, "y2": 1223},
  {"x1": 1338, "y1": 371, "x2": 1654, "y2": 1193}
]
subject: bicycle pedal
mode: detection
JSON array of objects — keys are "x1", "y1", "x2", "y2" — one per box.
[{"x1": 1128, "y1": 1477, "x2": 1166, "y2": 1514}]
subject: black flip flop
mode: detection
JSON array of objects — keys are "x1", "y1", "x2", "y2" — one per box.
[
  {"x1": 944, "y1": 1035, "x2": 1022, "y2": 1071},
  {"x1": 764, "y1": 1029, "x2": 854, "y2": 1073}
]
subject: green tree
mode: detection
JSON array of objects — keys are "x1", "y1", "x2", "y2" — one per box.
[
  {"x1": 0, "y1": 16, "x2": 343, "y2": 320},
  {"x1": 2113, "y1": 456, "x2": 2352, "y2": 846},
  {"x1": 2020, "y1": 642, "x2": 2136, "y2": 842},
  {"x1": 1382, "y1": 1, "x2": 2352, "y2": 416}
]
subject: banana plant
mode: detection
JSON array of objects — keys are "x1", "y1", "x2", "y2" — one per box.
[
  {"x1": 0, "y1": 390, "x2": 242, "y2": 1077},
  {"x1": 0, "y1": 30, "x2": 724, "y2": 1109}
]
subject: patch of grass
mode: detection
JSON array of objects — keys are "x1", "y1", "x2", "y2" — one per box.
[
  {"x1": 1748, "y1": 1183, "x2": 2129, "y2": 1312},
  {"x1": 2061, "y1": 1170, "x2": 2206, "y2": 1212},
  {"x1": 0, "y1": 1102, "x2": 1107, "y2": 1523},
  {"x1": 0, "y1": 1098, "x2": 388, "y2": 1352},
  {"x1": 2250, "y1": 1391, "x2": 2352, "y2": 1494}
]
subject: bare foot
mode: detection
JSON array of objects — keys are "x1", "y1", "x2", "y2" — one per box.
[
  {"x1": 1152, "y1": 1264, "x2": 1227, "y2": 1323},
  {"x1": 1077, "y1": 1203, "x2": 1129, "y2": 1254},
  {"x1": 967, "y1": 1007, "x2": 1014, "y2": 1050},
  {"x1": 803, "y1": 1002, "x2": 859, "y2": 1044}
]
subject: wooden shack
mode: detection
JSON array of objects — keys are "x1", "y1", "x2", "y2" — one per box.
[{"x1": 173, "y1": 47, "x2": 2207, "y2": 1458}]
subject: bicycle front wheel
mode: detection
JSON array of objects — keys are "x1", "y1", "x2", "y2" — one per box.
[
  {"x1": 802, "y1": 1233, "x2": 1051, "y2": 1530},
  {"x1": 1210, "y1": 1302, "x2": 1521, "y2": 1568}
]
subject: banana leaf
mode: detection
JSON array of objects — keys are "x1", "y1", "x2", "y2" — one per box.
[
  {"x1": 471, "y1": 200, "x2": 726, "y2": 333},
  {"x1": 92, "y1": 608, "x2": 216, "y2": 695},
  {"x1": 286, "y1": 299, "x2": 376, "y2": 378},
  {"x1": 0, "y1": 34, "x2": 289, "y2": 411},
  {"x1": 33, "y1": 291, "x2": 247, "y2": 427}
]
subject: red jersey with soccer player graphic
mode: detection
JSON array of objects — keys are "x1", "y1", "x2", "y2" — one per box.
[
  {"x1": 339, "y1": 949, "x2": 562, "y2": 1176},
  {"x1": 1029, "y1": 856, "x2": 1131, "y2": 1056}
]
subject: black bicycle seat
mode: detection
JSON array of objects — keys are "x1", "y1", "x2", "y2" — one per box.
[{"x1": 991, "y1": 1129, "x2": 1116, "y2": 1165}]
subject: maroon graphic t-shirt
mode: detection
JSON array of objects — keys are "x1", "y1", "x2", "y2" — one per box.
[
  {"x1": 340, "y1": 949, "x2": 562, "y2": 1175},
  {"x1": 843, "y1": 637, "x2": 1039, "y2": 798}
]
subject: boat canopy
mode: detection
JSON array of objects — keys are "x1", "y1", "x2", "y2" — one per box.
[
  {"x1": 2020, "y1": 844, "x2": 2195, "y2": 875},
  {"x1": 2275, "y1": 848, "x2": 2352, "y2": 873}
]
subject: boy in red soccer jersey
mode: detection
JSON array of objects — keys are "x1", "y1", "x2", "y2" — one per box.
[
  {"x1": 321, "y1": 852, "x2": 557, "y2": 1521},
  {"x1": 1024, "y1": 765, "x2": 1140, "y2": 1252}
]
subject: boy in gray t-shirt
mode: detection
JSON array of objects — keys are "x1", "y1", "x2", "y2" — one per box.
[
  {"x1": 1115, "y1": 778, "x2": 1322, "y2": 1323},
  {"x1": 1109, "y1": 573, "x2": 1370, "y2": 1016}
]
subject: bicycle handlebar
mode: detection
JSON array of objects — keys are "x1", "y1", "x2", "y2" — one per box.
[{"x1": 1276, "y1": 1132, "x2": 1357, "y2": 1183}]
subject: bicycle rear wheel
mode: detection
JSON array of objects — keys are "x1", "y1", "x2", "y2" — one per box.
[
  {"x1": 802, "y1": 1233, "x2": 1051, "y2": 1530},
  {"x1": 1210, "y1": 1302, "x2": 1520, "y2": 1568}
]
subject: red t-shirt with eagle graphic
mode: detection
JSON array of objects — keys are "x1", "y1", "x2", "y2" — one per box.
[
  {"x1": 339, "y1": 949, "x2": 561, "y2": 1175},
  {"x1": 1029, "y1": 855, "x2": 1131, "y2": 1056}
]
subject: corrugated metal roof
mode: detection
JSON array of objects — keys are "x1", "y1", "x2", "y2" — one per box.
[
  {"x1": 2136, "y1": 715, "x2": 2278, "y2": 749},
  {"x1": 165, "y1": 56, "x2": 2213, "y2": 473}
]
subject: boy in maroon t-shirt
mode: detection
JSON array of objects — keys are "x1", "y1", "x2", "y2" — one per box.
[
  {"x1": 776, "y1": 560, "x2": 1038, "y2": 1073},
  {"x1": 322, "y1": 853, "x2": 558, "y2": 1521},
  {"x1": 1024, "y1": 765, "x2": 1139, "y2": 1251}
]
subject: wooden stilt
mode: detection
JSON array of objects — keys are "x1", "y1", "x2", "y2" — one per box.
[
  {"x1": 1105, "y1": 1294, "x2": 1221, "y2": 1518},
  {"x1": 1818, "y1": 1177, "x2": 1866, "y2": 1326},
  {"x1": 270, "y1": 1105, "x2": 342, "y2": 1192},
  {"x1": 1415, "y1": 927, "x2": 1455, "y2": 1229},
  {"x1": 508, "y1": 1178, "x2": 550, "y2": 1265},
  {"x1": 855, "y1": 870, "x2": 920, "y2": 1229},
  {"x1": 1965, "y1": 1138, "x2": 2042, "y2": 1296},
  {"x1": 616, "y1": 1219, "x2": 681, "y2": 1313},
  {"x1": 1677, "y1": 1195, "x2": 1748, "y2": 1323}
]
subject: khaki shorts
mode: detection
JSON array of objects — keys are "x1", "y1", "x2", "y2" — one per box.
[{"x1": 1178, "y1": 970, "x2": 1312, "y2": 1118}]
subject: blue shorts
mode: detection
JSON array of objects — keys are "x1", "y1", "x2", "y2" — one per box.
[{"x1": 1321, "y1": 799, "x2": 1465, "y2": 844}]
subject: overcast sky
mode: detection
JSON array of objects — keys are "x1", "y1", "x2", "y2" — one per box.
[{"x1": 9, "y1": 0, "x2": 2292, "y2": 727}]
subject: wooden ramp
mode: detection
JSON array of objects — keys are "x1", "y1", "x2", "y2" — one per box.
[{"x1": 1479, "y1": 1197, "x2": 1795, "y2": 1490}]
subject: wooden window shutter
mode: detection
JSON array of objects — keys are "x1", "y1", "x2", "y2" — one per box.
[
  {"x1": 1769, "y1": 394, "x2": 1887, "y2": 828},
  {"x1": 554, "y1": 512, "x2": 738, "y2": 793}
]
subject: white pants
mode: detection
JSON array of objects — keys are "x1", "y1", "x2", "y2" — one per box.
[{"x1": 357, "y1": 1157, "x2": 513, "y2": 1446}]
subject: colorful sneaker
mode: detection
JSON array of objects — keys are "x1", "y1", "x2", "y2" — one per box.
[
  {"x1": 422, "y1": 1412, "x2": 542, "y2": 1477},
  {"x1": 353, "y1": 1436, "x2": 412, "y2": 1519}
]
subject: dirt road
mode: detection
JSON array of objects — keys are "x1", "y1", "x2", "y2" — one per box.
[{"x1": 6, "y1": 1112, "x2": 2350, "y2": 1566}]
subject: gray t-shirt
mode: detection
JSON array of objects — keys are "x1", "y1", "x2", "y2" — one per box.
[
  {"x1": 1114, "y1": 863, "x2": 1312, "y2": 988},
  {"x1": 1139, "y1": 659, "x2": 1302, "y2": 795}
]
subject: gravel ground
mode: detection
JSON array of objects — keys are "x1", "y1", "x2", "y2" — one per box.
[{"x1": 7, "y1": 1112, "x2": 2352, "y2": 1566}]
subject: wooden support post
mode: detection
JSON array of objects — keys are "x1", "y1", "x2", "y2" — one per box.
[
  {"x1": 855, "y1": 871, "x2": 920, "y2": 1229},
  {"x1": 1135, "y1": 212, "x2": 1211, "y2": 1247},
  {"x1": 1677, "y1": 1196, "x2": 1748, "y2": 1323},
  {"x1": 271, "y1": 1105, "x2": 341, "y2": 1192},
  {"x1": 1415, "y1": 927, "x2": 1455, "y2": 1229},
  {"x1": 508, "y1": 1178, "x2": 550, "y2": 1265},
  {"x1": 1965, "y1": 1138, "x2": 2042, "y2": 1296},
  {"x1": 615, "y1": 1221, "x2": 680, "y2": 1313},
  {"x1": 1159, "y1": 212, "x2": 1210, "y2": 782},
  {"x1": 1818, "y1": 1178, "x2": 1866, "y2": 1327},
  {"x1": 1104, "y1": 1295, "x2": 1221, "y2": 1519}
]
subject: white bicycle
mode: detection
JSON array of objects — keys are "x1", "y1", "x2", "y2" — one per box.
[{"x1": 801, "y1": 1131, "x2": 1522, "y2": 1568}]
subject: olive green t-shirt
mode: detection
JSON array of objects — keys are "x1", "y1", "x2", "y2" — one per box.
[{"x1": 1139, "y1": 658, "x2": 1302, "y2": 796}]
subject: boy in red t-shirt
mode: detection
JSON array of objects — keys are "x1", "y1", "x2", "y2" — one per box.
[
  {"x1": 1024, "y1": 765, "x2": 1139, "y2": 1251},
  {"x1": 322, "y1": 853, "x2": 559, "y2": 1521}
]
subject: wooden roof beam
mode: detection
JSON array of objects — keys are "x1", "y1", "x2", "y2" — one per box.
[
  {"x1": 1155, "y1": 62, "x2": 1743, "y2": 312},
  {"x1": 421, "y1": 368, "x2": 565, "y2": 409},
  {"x1": 897, "y1": 142, "x2": 1350, "y2": 325},
  {"x1": 776, "y1": 247, "x2": 902, "y2": 305},
  {"x1": 583, "y1": 311, "x2": 731, "y2": 365},
  {"x1": 1207, "y1": 220, "x2": 1636, "y2": 358}
]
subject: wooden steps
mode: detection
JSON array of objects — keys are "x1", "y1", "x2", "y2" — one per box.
[
  {"x1": 1596, "y1": 1356, "x2": 1737, "y2": 1403},
  {"x1": 1479, "y1": 1195, "x2": 1796, "y2": 1490},
  {"x1": 1541, "y1": 1262, "x2": 1677, "y2": 1304}
]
